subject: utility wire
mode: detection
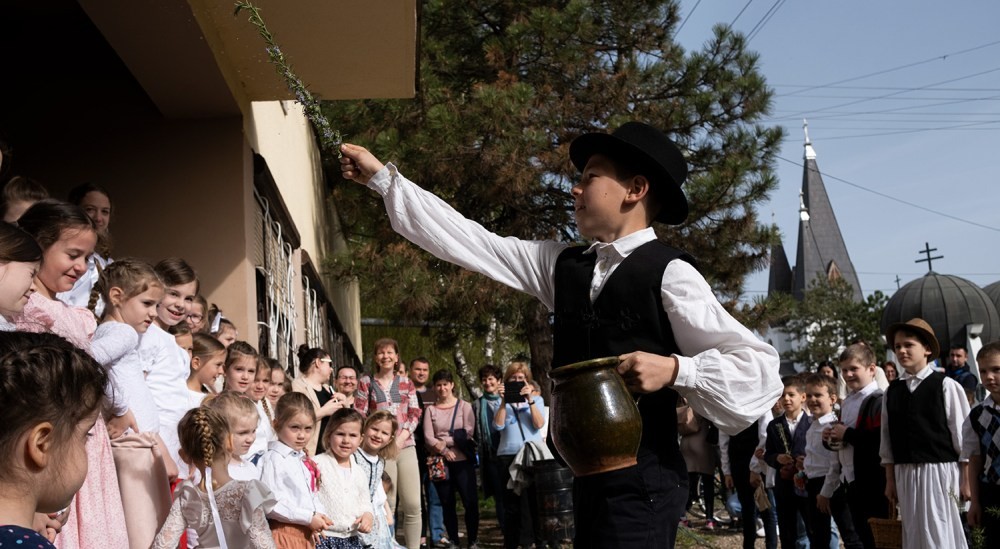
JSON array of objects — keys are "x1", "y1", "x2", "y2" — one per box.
[
  {"x1": 779, "y1": 40, "x2": 1000, "y2": 97},
  {"x1": 775, "y1": 155, "x2": 1000, "y2": 233},
  {"x1": 730, "y1": 0, "x2": 755, "y2": 26},
  {"x1": 768, "y1": 93, "x2": 1000, "y2": 122},
  {"x1": 676, "y1": 0, "x2": 701, "y2": 33},
  {"x1": 746, "y1": 0, "x2": 787, "y2": 43},
  {"x1": 813, "y1": 119, "x2": 1000, "y2": 140},
  {"x1": 777, "y1": 85, "x2": 1000, "y2": 92}
]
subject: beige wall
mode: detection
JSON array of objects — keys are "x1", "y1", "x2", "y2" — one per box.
[{"x1": 247, "y1": 101, "x2": 362, "y2": 360}]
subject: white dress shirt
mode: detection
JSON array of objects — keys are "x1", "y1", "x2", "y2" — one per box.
[
  {"x1": 368, "y1": 165, "x2": 782, "y2": 435},
  {"x1": 961, "y1": 394, "x2": 1000, "y2": 460},
  {"x1": 879, "y1": 364, "x2": 971, "y2": 465},
  {"x1": 805, "y1": 411, "x2": 839, "y2": 497},
  {"x1": 834, "y1": 380, "x2": 879, "y2": 483},
  {"x1": 259, "y1": 440, "x2": 326, "y2": 525},
  {"x1": 139, "y1": 323, "x2": 194, "y2": 477}
]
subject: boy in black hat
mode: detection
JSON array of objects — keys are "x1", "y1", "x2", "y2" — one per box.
[{"x1": 339, "y1": 122, "x2": 782, "y2": 548}]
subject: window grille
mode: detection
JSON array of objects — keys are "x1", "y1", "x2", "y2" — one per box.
[{"x1": 254, "y1": 189, "x2": 297, "y2": 370}]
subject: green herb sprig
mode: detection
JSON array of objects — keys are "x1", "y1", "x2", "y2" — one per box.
[{"x1": 234, "y1": 1, "x2": 342, "y2": 156}]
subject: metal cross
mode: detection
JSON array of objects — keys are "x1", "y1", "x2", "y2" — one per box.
[{"x1": 915, "y1": 242, "x2": 943, "y2": 273}]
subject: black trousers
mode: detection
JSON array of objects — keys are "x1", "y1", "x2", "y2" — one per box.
[
  {"x1": 846, "y1": 479, "x2": 889, "y2": 549},
  {"x1": 571, "y1": 453, "x2": 687, "y2": 548},
  {"x1": 498, "y1": 455, "x2": 538, "y2": 549},
  {"x1": 773, "y1": 478, "x2": 807, "y2": 549},
  {"x1": 805, "y1": 477, "x2": 862, "y2": 549},
  {"x1": 433, "y1": 459, "x2": 479, "y2": 545},
  {"x1": 980, "y1": 481, "x2": 1000, "y2": 548}
]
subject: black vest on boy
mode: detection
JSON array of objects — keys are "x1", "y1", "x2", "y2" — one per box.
[
  {"x1": 553, "y1": 239, "x2": 693, "y2": 472},
  {"x1": 886, "y1": 372, "x2": 958, "y2": 463}
]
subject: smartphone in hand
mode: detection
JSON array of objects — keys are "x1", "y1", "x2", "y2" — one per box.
[{"x1": 504, "y1": 381, "x2": 526, "y2": 403}]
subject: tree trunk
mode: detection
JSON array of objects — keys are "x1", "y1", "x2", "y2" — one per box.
[
  {"x1": 452, "y1": 343, "x2": 482, "y2": 399},
  {"x1": 524, "y1": 301, "x2": 554, "y2": 402}
]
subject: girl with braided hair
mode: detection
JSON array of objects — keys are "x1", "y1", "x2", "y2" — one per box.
[
  {"x1": 0, "y1": 331, "x2": 108, "y2": 548},
  {"x1": 153, "y1": 406, "x2": 278, "y2": 549}
]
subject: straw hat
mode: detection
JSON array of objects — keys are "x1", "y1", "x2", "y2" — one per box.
[{"x1": 885, "y1": 317, "x2": 940, "y2": 359}]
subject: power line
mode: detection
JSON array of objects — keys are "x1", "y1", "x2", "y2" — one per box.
[
  {"x1": 810, "y1": 119, "x2": 1000, "y2": 140},
  {"x1": 746, "y1": 0, "x2": 787, "y2": 43},
  {"x1": 730, "y1": 0, "x2": 755, "y2": 26},
  {"x1": 776, "y1": 85, "x2": 1000, "y2": 92},
  {"x1": 676, "y1": 0, "x2": 702, "y2": 33},
  {"x1": 775, "y1": 155, "x2": 1000, "y2": 233},
  {"x1": 779, "y1": 40, "x2": 1000, "y2": 97},
  {"x1": 767, "y1": 93, "x2": 1000, "y2": 122}
]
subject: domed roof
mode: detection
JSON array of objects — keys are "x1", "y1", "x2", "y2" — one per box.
[
  {"x1": 986, "y1": 281, "x2": 1000, "y2": 314},
  {"x1": 881, "y1": 273, "x2": 1000, "y2": 360}
]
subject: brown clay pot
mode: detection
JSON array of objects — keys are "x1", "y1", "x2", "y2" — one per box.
[{"x1": 549, "y1": 357, "x2": 642, "y2": 477}]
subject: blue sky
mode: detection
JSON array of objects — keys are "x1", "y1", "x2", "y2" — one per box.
[{"x1": 673, "y1": 1, "x2": 1000, "y2": 299}]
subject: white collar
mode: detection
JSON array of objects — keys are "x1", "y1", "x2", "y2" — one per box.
[
  {"x1": 785, "y1": 409, "x2": 804, "y2": 423},
  {"x1": 901, "y1": 364, "x2": 934, "y2": 382},
  {"x1": 983, "y1": 394, "x2": 1000, "y2": 410},
  {"x1": 583, "y1": 227, "x2": 656, "y2": 256},
  {"x1": 848, "y1": 380, "x2": 879, "y2": 399},
  {"x1": 269, "y1": 440, "x2": 304, "y2": 458}
]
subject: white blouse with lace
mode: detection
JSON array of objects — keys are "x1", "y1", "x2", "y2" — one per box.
[{"x1": 152, "y1": 478, "x2": 277, "y2": 549}]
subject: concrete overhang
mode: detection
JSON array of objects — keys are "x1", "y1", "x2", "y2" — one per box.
[{"x1": 80, "y1": 0, "x2": 417, "y2": 119}]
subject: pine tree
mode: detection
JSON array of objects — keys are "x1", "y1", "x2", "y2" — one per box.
[{"x1": 323, "y1": 0, "x2": 784, "y2": 380}]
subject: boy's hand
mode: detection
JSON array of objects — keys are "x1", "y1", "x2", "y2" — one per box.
[
  {"x1": 825, "y1": 423, "x2": 848, "y2": 445},
  {"x1": 754, "y1": 448, "x2": 765, "y2": 460},
  {"x1": 616, "y1": 352, "x2": 678, "y2": 393},
  {"x1": 776, "y1": 454, "x2": 793, "y2": 465},
  {"x1": 794, "y1": 455, "x2": 805, "y2": 470},
  {"x1": 816, "y1": 495, "x2": 831, "y2": 515},
  {"x1": 340, "y1": 144, "x2": 384, "y2": 184},
  {"x1": 749, "y1": 472, "x2": 762, "y2": 488},
  {"x1": 969, "y1": 502, "x2": 981, "y2": 527},
  {"x1": 724, "y1": 474, "x2": 733, "y2": 490}
]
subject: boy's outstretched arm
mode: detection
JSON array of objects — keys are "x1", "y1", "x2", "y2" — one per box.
[{"x1": 340, "y1": 143, "x2": 384, "y2": 184}]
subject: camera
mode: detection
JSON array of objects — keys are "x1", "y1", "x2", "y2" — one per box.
[{"x1": 504, "y1": 381, "x2": 526, "y2": 404}]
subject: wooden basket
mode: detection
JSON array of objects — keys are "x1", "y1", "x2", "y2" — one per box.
[{"x1": 868, "y1": 502, "x2": 902, "y2": 549}]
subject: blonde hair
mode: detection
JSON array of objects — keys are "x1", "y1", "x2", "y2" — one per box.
[
  {"x1": 95, "y1": 258, "x2": 163, "y2": 318},
  {"x1": 225, "y1": 341, "x2": 259, "y2": 373},
  {"x1": 203, "y1": 390, "x2": 258, "y2": 431},
  {"x1": 363, "y1": 409, "x2": 399, "y2": 460},
  {"x1": 839, "y1": 341, "x2": 876, "y2": 366},
  {"x1": 504, "y1": 360, "x2": 533, "y2": 383},
  {"x1": 177, "y1": 406, "x2": 230, "y2": 472}
]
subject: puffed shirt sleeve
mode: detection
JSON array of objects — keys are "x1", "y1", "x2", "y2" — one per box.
[
  {"x1": 943, "y1": 377, "x2": 972, "y2": 462},
  {"x1": 961, "y1": 411, "x2": 979, "y2": 461},
  {"x1": 664, "y1": 261, "x2": 783, "y2": 435},
  {"x1": 368, "y1": 164, "x2": 567, "y2": 310}
]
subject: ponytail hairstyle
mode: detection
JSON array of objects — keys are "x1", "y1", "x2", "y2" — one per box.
[
  {"x1": 0, "y1": 222, "x2": 42, "y2": 264},
  {"x1": 153, "y1": 257, "x2": 199, "y2": 294},
  {"x1": 839, "y1": 341, "x2": 876, "y2": 366},
  {"x1": 1, "y1": 176, "x2": 49, "y2": 222},
  {"x1": 67, "y1": 182, "x2": 113, "y2": 257},
  {"x1": 177, "y1": 406, "x2": 230, "y2": 474},
  {"x1": 255, "y1": 356, "x2": 275, "y2": 421},
  {"x1": 225, "y1": 341, "x2": 259, "y2": 373},
  {"x1": 95, "y1": 258, "x2": 162, "y2": 319},
  {"x1": 203, "y1": 390, "x2": 259, "y2": 433},
  {"x1": 297, "y1": 344, "x2": 329, "y2": 375},
  {"x1": 362, "y1": 409, "x2": 400, "y2": 460},
  {"x1": 273, "y1": 392, "x2": 316, "y2": 432},
  {"x1": 0, "y1": 332, "x2": 108, "y2": 484},
  {"x1": 16, "y1": 199, "x2": 95, "y2": 251},
  {"x1": 192, "y1": 332, "x2": 226, "y2": 363}
]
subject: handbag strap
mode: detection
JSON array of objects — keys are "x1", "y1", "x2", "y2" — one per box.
[
  {"x1": 512, "y1": 404, "x2": 528, "y2": 442},
  {"x1": 447, "y1": 400, "x2": 460, "y2": 434}
]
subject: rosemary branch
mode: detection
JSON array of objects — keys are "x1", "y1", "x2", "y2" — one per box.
[{"x1": 234, "y1": 1, "x2": 342, "y2": 156}]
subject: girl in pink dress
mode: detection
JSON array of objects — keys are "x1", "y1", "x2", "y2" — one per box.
[{"x1": 14, "y1": 200, "x2": 130, "y2": 549}]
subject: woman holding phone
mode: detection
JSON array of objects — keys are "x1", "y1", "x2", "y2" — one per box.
[{"x1": 493, "y1": 360, "x2": 546, "y2": 549}]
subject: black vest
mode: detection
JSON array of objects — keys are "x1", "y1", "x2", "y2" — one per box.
[
  {"x1": 886, "y1": 372, "x2": 958, "y2": 464},
  {"x1": 553, "y1": 239, "x2": 693, "y2": 471}
]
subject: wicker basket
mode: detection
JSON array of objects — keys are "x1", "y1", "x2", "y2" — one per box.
[{"x1": 868, "y1": 502, "x2": 902, "y2": 549}]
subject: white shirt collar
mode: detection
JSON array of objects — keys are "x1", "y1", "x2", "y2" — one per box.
[
  {"x1": 983, "y1": 394, "x2": 1000, "y2": 410},
  {"x1": 785, "y1": 409, "x2": 804, "y2": 424},
  {"x1": 901, "y1": 363, "x2": 934, "y2": 382},
  {"x1": 848, "y1": 380, "x2": 879, "y2": 399},
  {"x1": 583, "y1": 227, "x2": 656, "y2": 257},
  {"x1": 269, "y1": 440, "x2": 304, "y2": 458}
]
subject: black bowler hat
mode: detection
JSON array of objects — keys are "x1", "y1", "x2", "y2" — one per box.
[{"x1": 569, "y1": 122, "x2": 689, "y2": 225}]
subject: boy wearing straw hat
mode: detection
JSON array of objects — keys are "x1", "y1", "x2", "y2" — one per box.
[
  {"x1": 338, "y1": 123, "x2": 782, "y2": 548},
  {"x1": 880, "y1": 318, "x2": 970, "y2": 548}
]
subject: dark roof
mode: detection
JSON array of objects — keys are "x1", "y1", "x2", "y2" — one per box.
[
  {"x1": 985, "y1": 281, "x2": 1000, "y2": 315},
  {"x1": 768, "y1": 239, "x2": 793, "y2": 297},
  {"x1": 792, "y1": 154, "x2": 863, "y2": 302},
  {"x1": 881, "y1": 273, "x2": 1000, "y2": 361}
]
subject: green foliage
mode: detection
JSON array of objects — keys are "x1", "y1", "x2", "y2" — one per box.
[
  {"x1": 322, "y1": 0, "x2": 784, "y2": 371},
  {"x1": 779, "y1": 278, "x2": 888, "y2": 368}
]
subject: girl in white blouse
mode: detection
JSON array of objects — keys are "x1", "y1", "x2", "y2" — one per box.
[
  {"x1": 259, "y1": 392, "x2": 333, "y2": 548},
  {"x1": 313, "y1": 408, "x2": 375, "y2": 548}
]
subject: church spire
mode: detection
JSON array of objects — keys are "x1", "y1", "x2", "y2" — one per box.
[{"x1": 803, "y1": 119, "x2": 816, "y2": 160}]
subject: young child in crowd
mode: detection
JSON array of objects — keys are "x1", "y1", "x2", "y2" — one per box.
[
  {"x1": 59, "y1": 182, "x2": 113, "y2": 315},
  {"x1": 140, "y1": 257, "x2": 200, "y2": 480},
  {"x1": 187, "y1": 333, "x2": 227, "y2": 406},
  {"x1": 881, "y1": 318, "x2": 970, "y2": 548},
  {"x1": 14, "y1": 200, "x2": 129, "y2": 548},
  {"x1": 354, "y1": 410, "x2": 400, "y2": 549},
  {"x1": 964, "y1": 341, "x2": 1000, "y2": 546},
  {"x1": 171, "y1": 322, "x2": 194, "y2": 361},
  {"x1": 0, "y1": 332, "x2": 108, "y2": 548},
  {"x1": 188, "y1": 294, "x2": 208, "y2": 333},
  {"x1": 251, "y1": 356, "x2": 278, "y2": 454},
  {"x1": 0, "y1": 175, "x2": 48, "y2": 223},
  {"x1": 153, "y1": 406, "x2": 277, "y2": 549},
  {"x1": 764, "y1": 375, "x2": 810, "y2": 549},
  {"x1": 314, "y1": 409, "x2": 375, "y2": 549},
  {"x1": 802, "y1": 374, "x2": 861, "y2": 548},
  {"x1": 825, "y1": 342, "x2": 888, "y2": 548},
  {"x1": 205, "y1": 390, "x2": 264, "y2": 481},
  {"x1": 259, "y1": 392, "x2": 332, "y2": 548},
  {"x1": 208, "y1": 304, "x2": 239, "y2": 348},
  {"x1": 224, "y1": 341, "x2": 276, "y2": 456},
  {"x1": 381, "y1": 473, "x2": 405, "y2": 549},
  {"x1": 269, "y1": 364, "x2": 289, "y2": 410},
  {"x1": 0, "y1": 222, "x2": 41, "y2": 330}
]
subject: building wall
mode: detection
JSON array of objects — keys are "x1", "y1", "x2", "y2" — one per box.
[{"x1": 247, "y1": 101, "x2": 362, "y2": 361}]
